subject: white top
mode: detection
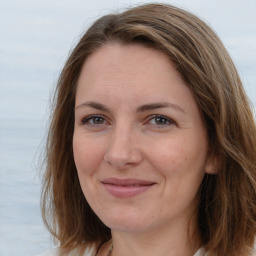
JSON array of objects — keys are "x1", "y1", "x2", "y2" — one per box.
[
  {"x1": 35, "y1": 247, "x2": 205, "y2": 256},
  {"x1": 35, "y1": 239, "x2": 256, "y2": 256}
]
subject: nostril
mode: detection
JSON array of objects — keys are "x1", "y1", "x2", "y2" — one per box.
[
  {"x1": 103, "y1": 131, "x2": 143, "y2": 169},
  {"x1": 104, "y1": 147, "x2": 143, "y2": 169}
]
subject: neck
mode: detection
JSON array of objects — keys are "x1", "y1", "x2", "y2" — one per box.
[{"x1": 110, "y1": 219, "x2": 200, "y2": 256}]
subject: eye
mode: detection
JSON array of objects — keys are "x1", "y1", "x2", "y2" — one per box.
[
  {"x1": 81, "y1": 115, "x2": 108, "y2": 125},
  {"x1": 147, "y1": 115, "x2": 175, "y2": 126}
]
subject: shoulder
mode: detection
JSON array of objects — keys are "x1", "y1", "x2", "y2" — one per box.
[
  {"x1": 194, "y1": 248, "x2": 205, "y2": 256},
  {"x1": 194, "y1": 244, "x2": 256, "y2": 256},
  {"x1": 35, "y1": 246, "x2": 95, "y2": 256}
]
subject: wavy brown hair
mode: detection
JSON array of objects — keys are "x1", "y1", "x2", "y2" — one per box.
[{"x1": 41, "y1": 3, "x2": 256, "y2": 255}]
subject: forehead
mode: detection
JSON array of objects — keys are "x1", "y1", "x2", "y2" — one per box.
[
  {"x1": 76, "y1": 43, "x2": 196, "y2": 111},
  {"x1": 77, "y1": 43, "x2": 184, "y2": 94},
  {"x1": 80, "y1": 43, "x2": 173, "y2": 79}
]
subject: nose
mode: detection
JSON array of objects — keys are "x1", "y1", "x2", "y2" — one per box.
[{"x1": 104, "y1": 126, "x2": 143, "y2": 169}]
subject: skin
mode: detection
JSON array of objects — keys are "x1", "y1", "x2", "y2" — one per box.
[{"x1": 73, "y1": 43, "x2": 216, "y2": 256}]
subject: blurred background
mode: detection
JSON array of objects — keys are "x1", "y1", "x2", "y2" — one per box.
[{"x1": 0, "y1": 0, "x2": 255, "y2": 255}]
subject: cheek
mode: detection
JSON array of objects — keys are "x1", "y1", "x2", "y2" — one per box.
[
  {"x1": 73, "y1": 134, "x2": 104, "y2": 177},
  {"x1": 73, "y1": 134, "x2": 105, "y2": 204},
  {"x1": 147, "y1": 137, "x2": 186, "y2": 170},
  {"x1": 147, "y1": 134, "x2": 207, "y2": 178}
]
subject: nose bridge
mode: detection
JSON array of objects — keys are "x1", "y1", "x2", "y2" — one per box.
[
  {"x1": 113, "y1": 122, "x2": 131, "y2": 146},
  {"x1": 104, "y1": 121, "x2": 142, "y2": 168}
]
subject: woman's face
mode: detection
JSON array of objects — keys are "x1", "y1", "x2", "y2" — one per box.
[{"x1": 73, "y1": 43, "x2": 214, "y2": 234}]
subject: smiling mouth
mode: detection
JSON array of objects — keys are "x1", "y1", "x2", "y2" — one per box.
[{"x1": 102, "y1": 178, "x2": 156, "y2": 198}]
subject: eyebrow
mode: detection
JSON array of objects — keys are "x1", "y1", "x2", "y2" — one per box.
[
  {"x1": 75, "y1": 101, "x2": 109, "y2": 111},
  {"x1": 137, "y1": 102, "x2": 185, "y2": 113},
  {"x1": 75, "y1": 101, "x2": 185, "y2": 113}
]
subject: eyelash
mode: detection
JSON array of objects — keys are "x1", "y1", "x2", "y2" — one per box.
[
  {"x1": 146, "y1": 115, "x2": 175, "y2": 127},
  {"x1": 81, "y1": 115, "x2": 109, "y2": 125},
  {"x1": 80, "y1": 114, "x2": 175, "y2": 128}
]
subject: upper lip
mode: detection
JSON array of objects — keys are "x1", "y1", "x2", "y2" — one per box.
[{"x1": 102, "y1": 178, "x2": 156, "y2": 186}]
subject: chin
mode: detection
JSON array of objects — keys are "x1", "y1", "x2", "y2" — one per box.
[
  {"x1": 98, "y1": 208, "x2": 151, "y2": 233},
  {"x1": 105, "y1": 220, "x2": 149, "y2": 233}
]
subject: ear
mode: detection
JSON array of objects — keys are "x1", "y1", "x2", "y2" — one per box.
[{"x1": 205, "y1": 153, "x2": 221, "y2": 175}]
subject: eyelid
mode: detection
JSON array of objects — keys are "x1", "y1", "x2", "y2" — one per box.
[
  {"x1": 146, "y1": 114, "x2": 176, "y2": 126},
  {"x1": 81, "y1": 114, "x2": 110, "y2": 125},
  {"x1": 79, "y1": 114, "x2": 175, "y2": 128}
]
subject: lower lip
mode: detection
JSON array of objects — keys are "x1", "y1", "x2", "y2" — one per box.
[{"x1": 103, "y1": 183, "x2": 154, "y2": 198}]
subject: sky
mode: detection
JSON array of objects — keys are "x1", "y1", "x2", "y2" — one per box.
[{"x1": 0, "y1": 1, "x2": 255, "y2": 256}]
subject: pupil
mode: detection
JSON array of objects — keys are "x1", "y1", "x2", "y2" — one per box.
[
  {"x1": 156, "y1": 117, "x2": 166, "y2": 124},
  {"x1": 94, "y1": 117, "x2": 103, "y2": 124}
]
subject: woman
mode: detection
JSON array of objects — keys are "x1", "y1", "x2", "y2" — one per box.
[{"x1": 39, "y1": 3, "x2": 256, "y2": 256}]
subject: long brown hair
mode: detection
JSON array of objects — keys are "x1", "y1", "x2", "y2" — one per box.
[{"x1": 41, "y1": 3, "x2": 256, "y2": 255}]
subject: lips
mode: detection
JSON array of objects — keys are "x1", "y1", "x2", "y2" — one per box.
[{"x1": 101, "y1": 178, "x2": 156, "y2": 198}]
